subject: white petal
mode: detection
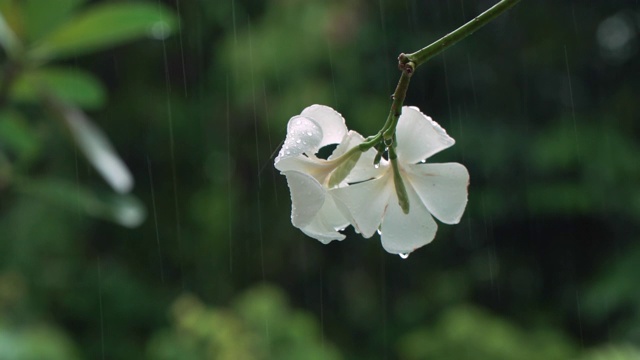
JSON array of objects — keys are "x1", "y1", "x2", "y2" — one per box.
[
  {"x1": 332, "y1": 171, "x2": 394, "y2": 238},
  {"x1": 347, "y1": 157, "x2": 388, "y2": 184},
  {"x1": 380, "y1": 184, "x2": 438, "y2": 255},
  {"x1": 405, "y1": 163, "x2": 469, "y2": 224},
  {"x1": 274, "y1": 115, "x2": 322, "y2": 165},
  {"x1": 328, "y1": 130, "x2": 363, "y2": 159},
  {"x1": 275, "y1": 153, "x2": 329, "y2": 175},
  {"x1": 283, "y1": 171, "x2": 325, "y2": 228},
  {"x1": 395, "y1": 106, "x2": 455, "y2": 164},
  {"x1": 300, "y1": 196, "x2": 349, "y2": 244},
  {"x1": 300, "y1": 104, "x2": 348, "y2": 149}
]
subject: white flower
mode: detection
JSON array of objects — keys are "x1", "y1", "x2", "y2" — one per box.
[
  {"x1": 274, "y1": 105, "x2": 380, "y2": 243},
  {"x1": 332, "y1": 106, "x2": 469, "y2": 255}
]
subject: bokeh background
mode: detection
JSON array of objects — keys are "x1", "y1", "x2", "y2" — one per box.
[{"x1": 1, "y1": 0, "x2": 639, "y2": 358}]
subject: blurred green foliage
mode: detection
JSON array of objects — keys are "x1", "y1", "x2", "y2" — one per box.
[
  {"x1": 148, "y1": 285, "x2": 341, "y2": 360},
  {"x1": 1, "y1": 0, "x2": 640, "y2": 358}
]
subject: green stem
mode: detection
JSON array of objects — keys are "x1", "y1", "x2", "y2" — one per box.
[
  {"x1": 0, "y1": 150, "x2": 12, "y2": 190},
  {"x1": 0, "y1": 60, "x2": 22, "y2": 108},
  {"x1": 389, "y1": 146, "x2": 410, "y2": 214},
  {"x1": 357, "y1": 59, "x2": 414, "y2": 153},
  {"x1": 406, "y1": 0, "x2": 520, "y2": 68},
  {"x1": 382, "y1": 61, "x2": 414, "y2": 142}
]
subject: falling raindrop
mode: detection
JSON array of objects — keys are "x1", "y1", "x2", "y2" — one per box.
[{"x1": 399, "y1": 253, "x2": 410, "y2": 259}]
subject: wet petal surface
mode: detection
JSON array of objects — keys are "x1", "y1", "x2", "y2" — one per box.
[
  {"x1": 283, "y1": 170, "x2": 325, "y2": 228},
  {"x1": 395, "y1": 106, "x2": 455, "y2": 164},
  {"x1": 380, "y1": 184, "x2": 438, "y2": 255},
  {"x1": 405, "y1": 162, "x2": 469, "y2": 224}
]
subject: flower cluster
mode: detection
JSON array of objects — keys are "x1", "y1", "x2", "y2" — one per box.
[{"x1": 274, "y1": 105, "x2": 469, "y2": 256}]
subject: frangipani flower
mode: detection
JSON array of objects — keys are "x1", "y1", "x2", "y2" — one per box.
[
  {"x1": 274, "y1": 105, "x2": 380, "y2": 243},
  {"x1": 332, "y1": 106, "x2": 469, "y2": 255}
]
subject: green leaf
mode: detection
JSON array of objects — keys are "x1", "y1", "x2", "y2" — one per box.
[
  {"x1": 29, "y1": 2, "x2": 177, "y2": 61},
  {"x1": 11, "y1": 67, "x2": 106, "y2": 109},
  {"x1": 23, "y1": 0, "x2": 86, "y2": 43},
  {"x1": 16, "y1": 178, "x2": 146, "y2": 228},
  {"x1": 0, "y1": 110, "x2": 39, "y2": 160}
]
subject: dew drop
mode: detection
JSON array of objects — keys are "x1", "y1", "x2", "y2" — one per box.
[
  {"x1": 399, "y1": 253, "x2": 410, "y2": 259},
  {"x1": 306, "y1": 132, "x2": 313, "y2": 136},
  {"x1": 296, "y1": 139, "x2": 301, "y2": 144},
  {"x1": 419, "y1": 160, "x2": 427, "y2": 164},
  {"x1": 376, "y1": 229, "x2": 382, "y2": 235},
  {"x1": 285, "y1": 150, "x2": 290, "y2": 155},
  {"x1": 374, "y1": 164, "x2": 380, "y2": 169}
]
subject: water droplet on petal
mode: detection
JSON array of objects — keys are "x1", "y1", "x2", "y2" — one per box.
[
  {"x1": 419, "y1": 160, "x2": 427, "y2": 164},
  {"x1": 374, "y1": 164, "x2": 380, "y2": 169},
  {"x1": 399, "y1": 253, "x2": 410, "y2": 259},
  {"x1": 296, "y1": 139, "x2": 301, "y2": 144},
  {"x1": 376, "y1": 229, "x2": 382, "y2": 235},
  {"x1": 307, "y1": 132, "x2": 313, "y2": 136},
  {"x1": 285, "y1": 150, "x2": 290, "y2": 155}
]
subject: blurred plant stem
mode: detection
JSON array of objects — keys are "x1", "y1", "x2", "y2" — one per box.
[
  {"x1": 406, "y1": 0, "x2": 521, "y2": 68},
  {"x1": 0, "y1": 60, "x2": 22, "y2": 108},
  {"x1": 0, "y1": 150, "x2": 11, "y2": 189}
]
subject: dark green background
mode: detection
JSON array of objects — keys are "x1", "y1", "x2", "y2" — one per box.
[{"x1": 1, "y1": 0, "x2": 639, "y2": 358}]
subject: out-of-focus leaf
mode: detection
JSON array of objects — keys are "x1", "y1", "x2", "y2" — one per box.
[
  {"x1": 398, "y1": 305, "x2": 577, "y2": 360},
  {"x1": 28, "y1": 3, "x2": 177, "y2": 61},
  {"x1": 580, "y1": 344, "x2": 640, "y2": 360},
  {"x1": 23, "y1": 0, "x2": 86, "y2": 43},
  {"x1": 0, "y1": 10, "x2": 22, "y2": 57},
  {"x1": 0, "y1": 110, "x2": 39, "y2": 160},
  {"x1": 16, "y1": 178, "x2": 145, "y2": 227},
  {"x1": 147, "y1": 285, "x2": 342, "y2": 360},
  {"x1": 11, "y1": 67, "x2": 106, "y2": 109},
  {"x1": 583, "y1": 244, "x2": 640, "y2": 322},
  {"x1": 47, "y1": 95, "x2": 133, "y2": 193},
  {"x1": 0, "y1": 323, "x2": 80, "y2": 360}
]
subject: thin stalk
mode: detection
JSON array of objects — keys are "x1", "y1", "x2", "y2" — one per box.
[
  {"x1": 406, "y1": 0, "x2": 520, "y2": 68},
  {"x1": 0, "y1": 60, "x2": 21, "y2": 108},
  {"x1": 382, "y1": 61, "x2": 414, "y2": 142}
]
